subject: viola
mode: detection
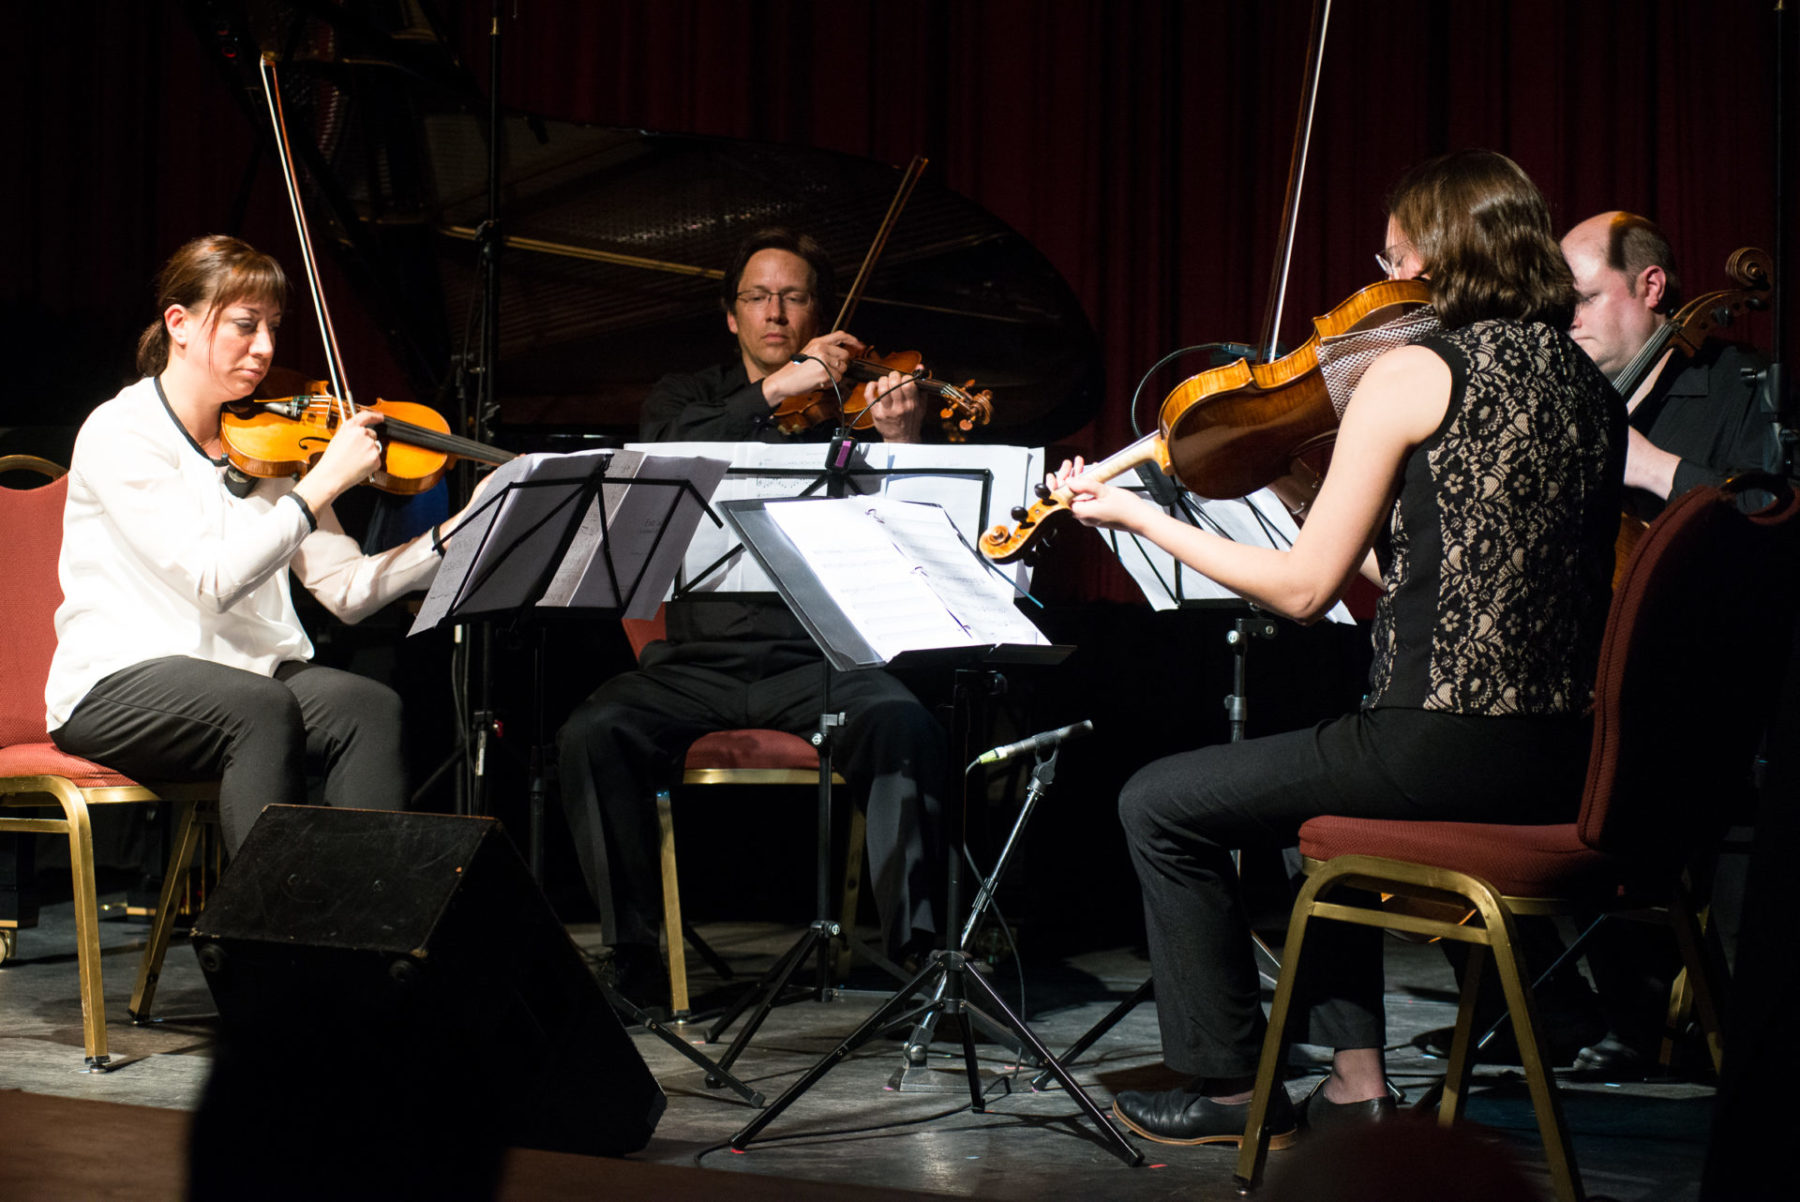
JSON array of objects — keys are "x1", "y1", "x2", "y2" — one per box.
[
  {"x1": 773, "y1": 348, "x2": 995, "y2": 441},
  {"x1": 222, "y1": 371, "x2": 513, "y2": 496},
  {"x1": 979, "y1": 278, "x2": 1435, "y2": 563}
]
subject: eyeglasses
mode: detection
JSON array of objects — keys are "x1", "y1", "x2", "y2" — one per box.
[
  {"x1": 735, "y1": 289, "x2": 815, "y2": 310},
  {"x1": 1375, "y1": 241, "x2": 1414, "y2": 278}
]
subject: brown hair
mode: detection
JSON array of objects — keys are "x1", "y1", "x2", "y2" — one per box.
[
  {"x1": 1386, "y1": 150, "x2": 1574, "y2": 330},
  {"x1": 1604, "y1": 212, "x2": 1683, "y2": 312},
  {"x1": 135, "y1": 235, "x2": 288, "y2": 377},
  {"x1": 719, "y1": 227, "x2": 836, "y2": 320}
]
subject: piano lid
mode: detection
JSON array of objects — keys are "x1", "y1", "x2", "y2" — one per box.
[{"x1": 192, "y1": 1, "x2": 1100, "y2": 446}]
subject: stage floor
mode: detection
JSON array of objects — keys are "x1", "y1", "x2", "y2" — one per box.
[{"x1": 0, "y1": 898, "x2": 1714, "y2": 1200}]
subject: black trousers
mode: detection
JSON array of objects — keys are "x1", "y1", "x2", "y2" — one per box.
[
  {"x1": 1121, "y1": 706, "x2": 1590, "y2": 1079},
  {"x1": 52, "y1": 656, "x2": 406, "y2": 852},
  {"x1": 557, "y1": 633, "x2": 946, "y2": 960}
]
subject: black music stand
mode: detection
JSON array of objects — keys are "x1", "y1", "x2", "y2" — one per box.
[
  {"x1": 640, "y1": 439, "x2": 1039, "y2": 1020},
  {"x1": 716, "y1": 496, "x2": 1138, "y2": 1166},
  {"x1": 412, "y1": 449, "x2": 766, "y2": 1107}
]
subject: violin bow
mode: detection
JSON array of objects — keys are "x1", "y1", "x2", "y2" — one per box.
[
  {"x1": 832, "y1": 154, "x2": 930, "y2": 333},
  {"x1": 1258, "y1": 0, "x2": 1333, "y2": 365},
  {"x1": 258, "y1": 53, "x2": 354, "y2": 421}
]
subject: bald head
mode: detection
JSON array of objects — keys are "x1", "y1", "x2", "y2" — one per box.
[{"x1": 1562, "y1": 211, "x2": 1678, "y2": 378}]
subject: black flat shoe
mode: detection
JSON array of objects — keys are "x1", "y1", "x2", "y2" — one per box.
[
  {"x1": 1296, "y1": 1078, "x2": 1398, "y2": 1132},
  {"x1": 1111, "y1": 1084, "x2": 1297, "y2": 1149}
]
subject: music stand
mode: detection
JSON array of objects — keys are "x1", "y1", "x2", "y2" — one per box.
[
  {"x1": 629, "y1": 440, "x2": 1042, "y2": 1022},
  {"x1": 716, "y1": 496, "x2": 1139, "y2": 1166},
  {"x1": 410, "y1": 448, "x2": 767, "y2": 1107}
]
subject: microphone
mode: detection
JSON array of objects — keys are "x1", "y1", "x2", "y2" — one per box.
[{"x1": 975, "y1": 720, "x2": 1095, "y2": 765}]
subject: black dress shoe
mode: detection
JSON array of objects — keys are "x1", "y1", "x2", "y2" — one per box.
[
  {"x1": 1296, "y1": 1078, "x2": 1398, "y2": 1132},
  {"x1": 1571, "y1": 1033, "x2": 1651, "y2": 1079},
  {"x1": 1111, "y1": 1084, "x2": 1297, "y2": 1149},
  {"x1": 1414, "y1": 1021, "x2": 1595, "y2": 1068}
]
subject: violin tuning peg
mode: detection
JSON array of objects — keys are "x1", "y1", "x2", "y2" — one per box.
[
  {"x1": 1034, "y1": 483, "x2": 1051, "y2": 501},
  {"x1": 1009, "y1": 505, "x2": 1031, "y2": 524}
]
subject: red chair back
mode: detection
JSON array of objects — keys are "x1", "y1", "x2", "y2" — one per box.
[
  {"x1": 0, "y1": 473, "x2": 68, "y2": 748},
  {"x1": 621, "y1": 604, "x2": 667, "y2": 661},
  {"x1": 1579, "y1": 478, "x2": 1800, "y2": 860}
]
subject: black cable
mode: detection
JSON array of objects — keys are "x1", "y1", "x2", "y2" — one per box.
[{"x1": 1127, "y1": 341, "x2": 1259, "y2": 437}]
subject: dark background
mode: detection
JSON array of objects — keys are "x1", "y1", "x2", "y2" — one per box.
[{"x1": 5, "y1": 2, "x2": 1795, "y2": 942}]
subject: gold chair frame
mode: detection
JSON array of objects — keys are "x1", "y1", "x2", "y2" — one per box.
[{"x1": 1232, "y1": 854, "x2": 1721, "y2": 1202}]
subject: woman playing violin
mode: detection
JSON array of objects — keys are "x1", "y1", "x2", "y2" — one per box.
[
  {"x1": 46, "y1": 234, "x2": 487, "y2": 853},
  {"x1": 1058, "y1": 151, "x2": 1625, "y2": 1147}
]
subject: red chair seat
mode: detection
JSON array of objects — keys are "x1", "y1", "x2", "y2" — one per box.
[
  {"x1": 684, "y1": 729, "x2": 820, "y2": 773},
  {"x1": 0, "y1": 742, "x2": 146, "y2": 790},
  {"x1": 1299, "y1": 815, "x2": 1623, "y2": 899}
]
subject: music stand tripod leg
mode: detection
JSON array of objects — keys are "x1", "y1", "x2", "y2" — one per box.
[
  {"x1": 1029, "y1": 976, "x2": 1154, "y2": 1091},
  {"x1": 599, "y1": 980, "x2": 764, "y2": 1107},
  {"x1": 703, "y1": 689, "x2": 854, "y2": 1075}
]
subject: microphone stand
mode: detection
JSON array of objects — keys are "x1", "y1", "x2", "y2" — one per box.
[
  {"x1": 895, "y1": 727, "x2": 1089, "y2": 1075},
  {"x1": 731, "y1": 669, "x2": 1141, "y2": 1166}
]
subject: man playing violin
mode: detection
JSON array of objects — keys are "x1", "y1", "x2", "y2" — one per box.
[
  {"x1": 561, "y1": 228, "x2": 947, "y2": 1011},
  {"x1": 1563, "y1": 210, "x2": 1779, "y2": 521},
  {"x1": 641, "y1": 231, "x2": 927, "y2": 442},
  {"x1": 47, "y1": 234, "x2": 489, "y2": 854}
]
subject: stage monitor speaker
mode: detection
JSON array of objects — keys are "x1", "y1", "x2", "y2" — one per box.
[{"x1": 187, "y1": 806, "x2": 663, "y2": 1197}]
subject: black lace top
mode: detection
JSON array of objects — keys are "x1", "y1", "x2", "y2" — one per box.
[{"x1": 1366, "y1": 319, "x2": 1625, "y2": 715}]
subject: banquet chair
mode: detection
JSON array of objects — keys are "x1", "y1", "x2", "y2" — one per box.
[
  {"x1": 0, "y1": 455, "x2": 218, "y2": 1068},
  {"x1": 1234, "y1": 476, "x2": 1800, "y2": 1202},
  {"x1": 621, "y1": 607, "x2": 854, "y2": 1019}
]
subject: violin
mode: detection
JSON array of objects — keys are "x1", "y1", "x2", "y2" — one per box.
[
  {"x1": 773, "y1": 348, "x2": 995, "y2": 440},
  {"x1": 222, "y1": 370, "x2": 513, "y2": 496},
  {"x1": 767, "y1": 155, "x2": 996, "y2": 443},
  {"x1": 1610, "y1": 246, "x2": 1773, "y2": 583},
  {"x1": 238, "y1": 54, "x2": 510, "y2": 498},
  {"x1": 980, "y1": 278, "x2": 1435, "y2": 563}
]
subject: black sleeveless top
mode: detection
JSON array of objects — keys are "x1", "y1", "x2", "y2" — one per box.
[{"x1": 1366, "y1": 319, "x2": 1624, "y2": 716}]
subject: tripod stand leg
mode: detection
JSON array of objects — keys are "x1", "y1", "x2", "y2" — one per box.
[
  {"x1": 731, "y1": 955, "x2": 949, "y2": 1151},
  {"x1": 958, "y1": 959, "x2": 1144, "y2": 1166},
  {"x1": 1029, "y1": 976, "x2": 1154, "y2": 1091},
  {"x1": 600, "y1": 981, "x2": 764, "y2": 1107},
  {"x1": 712, "y1": 922, "x2": 837, "y2": 1078}
]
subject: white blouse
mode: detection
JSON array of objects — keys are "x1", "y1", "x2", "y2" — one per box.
[{"x1": 45, "y1": 377, "x2": 441, "y2": 730}]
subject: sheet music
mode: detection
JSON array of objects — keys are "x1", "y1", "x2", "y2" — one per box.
[
  {"x1": 766, "y1": 496, "x2": 1049, "y2": 662},
  {"x1": 409, "y1": 450, "x2": 573, "y2": 634},
  {"x1": 1105, "y1": 485, "x2": 1355, "y2": 625},
  {"x1": 408, "y1": 449, "x2": 725, "y2": 633},
  {"x1": 538, "y1": 452, "x2": 729, "y2": 617},
  {"x1": 626, "y1": 441, "x2": 1042, "y2": 596}
]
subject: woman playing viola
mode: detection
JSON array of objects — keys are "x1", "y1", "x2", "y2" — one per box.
[
  {"x1": 1055, "y1": 151, "x2": 1625, "y2": 1147},
  {"x1": 46, "y1": 234, "x2": 486, "y2": 852}
]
